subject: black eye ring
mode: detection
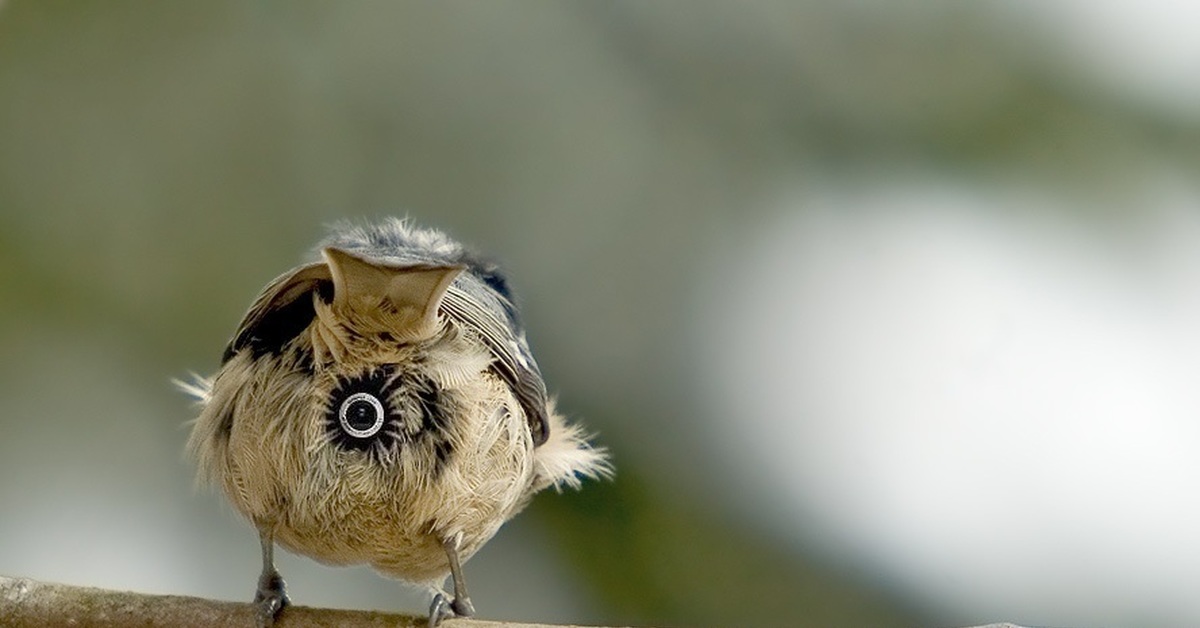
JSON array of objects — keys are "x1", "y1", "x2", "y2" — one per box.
[{"x1": 338, "y1": 392, "x2": 385, "y2": 438}]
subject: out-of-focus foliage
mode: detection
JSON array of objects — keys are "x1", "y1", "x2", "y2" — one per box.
[
  {"x1": 2, "y1": 2, "x2": 1197, "y2": 627},
  {"x1": 534, "y1": 461, "x2": 920, "y2": 627}
]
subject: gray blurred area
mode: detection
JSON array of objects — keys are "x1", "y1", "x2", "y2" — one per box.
[{"x1": 3, "y1": 2, "x2": 1200, "y2": 627}]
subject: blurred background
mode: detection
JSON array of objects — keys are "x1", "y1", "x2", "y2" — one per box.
[{"x1": 2, "y1": 2, "x2": 1200, "y2": 627}]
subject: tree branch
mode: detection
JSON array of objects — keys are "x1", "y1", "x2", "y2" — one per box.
[
  {"x1": 0, "y1": 575, "x2": 589, "y2": 628},
  {"x1": 0, "y1": 575, "x2": 1034, "y2": 628}
]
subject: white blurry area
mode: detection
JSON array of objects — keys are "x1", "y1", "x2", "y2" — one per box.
[
  {"x1": 697, "y1": 178, "x2": 1200, "y2": 627},
  {"x1": 0, "y1": 331, "x2": 595, "y2": 623},
  {"x1": 983, "y1": 0, "x2": 1200, "y2": 116}
]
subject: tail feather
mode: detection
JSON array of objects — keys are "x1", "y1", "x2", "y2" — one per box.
[{"x1": 533, "y1": 400, "x2": 613, "y2": 492}]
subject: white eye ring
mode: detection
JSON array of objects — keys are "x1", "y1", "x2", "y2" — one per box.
[{"x1": 338, "y1": 392, "x2": 386, "y2": 438}]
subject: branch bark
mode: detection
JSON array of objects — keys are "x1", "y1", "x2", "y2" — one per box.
[
  {"x1": 0, "y1": 575, "x2": 593, "y2": 628},
  {"x1": 0, "y1": 575, "x2": 1034, "y2": 628}
]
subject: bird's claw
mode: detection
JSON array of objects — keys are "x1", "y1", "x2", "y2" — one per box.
[
  {"x1": 253, "y1": 570, "x2": 289, "y2": 627},
  {"x1": 428, "y1": 591, "x2": 474, "y2": 627}
]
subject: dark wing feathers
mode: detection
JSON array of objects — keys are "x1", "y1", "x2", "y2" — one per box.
[
  {"x1": 440, "y1": 284, "x2": 550, "y2": 446},
  {"x1": 223, "y1": 263, "x2": 330, "y2": 363}
]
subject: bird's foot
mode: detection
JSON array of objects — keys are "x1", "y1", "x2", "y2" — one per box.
[
  {"x1": 253, "y1": 570, "x2": 290, "y2": 627},
  {"x1": 428, "y1": 590, "x2": 474, "y2": 627}
]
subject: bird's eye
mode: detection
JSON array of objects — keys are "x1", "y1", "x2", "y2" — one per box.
[{"x1": 338, "y1": 392, "x2": 385, "y2": 438}]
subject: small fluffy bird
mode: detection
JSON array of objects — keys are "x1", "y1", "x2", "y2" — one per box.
[{"x1": 182, "y1": 219, "x2": 610, "y2": 626}]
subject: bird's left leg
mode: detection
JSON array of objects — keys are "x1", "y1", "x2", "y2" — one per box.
[{"x1": 253, "y1": 523, "x2": 289, "y2": 627}]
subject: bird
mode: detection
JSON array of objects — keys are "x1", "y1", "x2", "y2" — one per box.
[{"x1": 180, "y1": 218, "x2": 611, "y2": 627}]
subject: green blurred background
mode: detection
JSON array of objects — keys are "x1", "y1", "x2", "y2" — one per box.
[{"x1": 3, "y1": 2, "x2": 1200, "y2": 627}]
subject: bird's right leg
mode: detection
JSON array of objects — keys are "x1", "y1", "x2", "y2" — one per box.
[{"x1": 428, "y1": 533, "x2": 474, "y2": 627}]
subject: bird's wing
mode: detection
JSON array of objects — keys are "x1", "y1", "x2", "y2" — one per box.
[
  {"x1": 440, "y1": 285, "x2": 550, "y2": 446},
  {"x1": 223, "y1": 262, "x2": 330, "y2": 363}
]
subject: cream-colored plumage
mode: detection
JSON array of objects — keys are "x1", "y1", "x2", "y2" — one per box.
[{"x1": 182, "y1": 219, "x2": 609, "y2": 625}]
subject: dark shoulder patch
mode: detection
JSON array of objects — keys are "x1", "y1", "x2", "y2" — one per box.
[
  {"x1": 475, "y1": 265, "x2": 513, "y2": 301},
  {"x1": 315, "y1": 279, "x2": 334, "y2": 304},
  {"x1": 222, "y1": 279, "x2": 329, "y2": 363}
]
